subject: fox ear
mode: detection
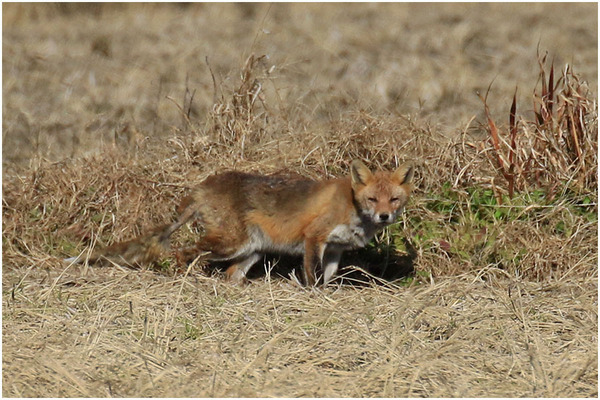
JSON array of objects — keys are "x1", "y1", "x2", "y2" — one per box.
[
  {"x1": 350, "y1": 160, "x2": 373, "y2": 188},
  {"x1": 393, "y1": 163, "x2": 414, "y2": 185}
]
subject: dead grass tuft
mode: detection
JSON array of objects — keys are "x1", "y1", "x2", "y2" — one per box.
[{"x1": 479, "y1": 52, "x2": 598, "y2": 200}]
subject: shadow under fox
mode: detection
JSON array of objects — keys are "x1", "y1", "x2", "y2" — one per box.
[{"x1": 68, "y1": 160, "x2": 414, "y2": 286}]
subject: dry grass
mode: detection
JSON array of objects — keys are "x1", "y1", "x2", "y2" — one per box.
[
  {"x1": 3, "y1": 3, "x2": 597, "y2": 167},
  {"x1": 3, "y1": 266, "x2": 597, "y2": 397},
  {"x1": 2, "y1": 3, "x2": 598, "y2": 398}
]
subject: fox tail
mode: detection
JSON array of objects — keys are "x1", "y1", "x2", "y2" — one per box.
[{"x1": 64, "y1": 207, "x2": 198, "y2": 267}]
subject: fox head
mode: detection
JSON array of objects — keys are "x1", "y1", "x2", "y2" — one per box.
[{"x1": 350, "y1": 159, "x2": 414, "y2": 226}]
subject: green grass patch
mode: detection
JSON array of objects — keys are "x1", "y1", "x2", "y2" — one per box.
[{"x1": 389, "y1": 182, "x2": 597, "y2": 278}]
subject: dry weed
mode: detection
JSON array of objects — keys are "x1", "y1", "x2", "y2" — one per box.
[{"x1": 480, "y1": 52, "x2": 598, "y2": 199}]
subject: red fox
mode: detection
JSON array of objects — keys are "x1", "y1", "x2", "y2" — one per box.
[{"x1": 67, "y1": 160, "x2": 413, "y2": 286}]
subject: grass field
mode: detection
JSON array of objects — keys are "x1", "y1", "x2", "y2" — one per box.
[{"x1": 2, "y1": 3, "x2": 598, "y2": 397}]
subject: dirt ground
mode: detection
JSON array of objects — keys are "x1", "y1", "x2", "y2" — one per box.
[{"x1": 2, "y1": 3, "x2": 598, "y2": 397}]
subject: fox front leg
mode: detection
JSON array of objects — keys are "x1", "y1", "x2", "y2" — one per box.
[
  {"x1": 303, "y1": 238, "x2": 322, "y2": 286},
  {"x1": 321, "y1": 246, "x2": 343, "y2": 286}
]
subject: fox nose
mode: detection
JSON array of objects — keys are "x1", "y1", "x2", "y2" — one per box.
[{"x1": 379, "y1": 213, "x2": 390, "y2": 222}]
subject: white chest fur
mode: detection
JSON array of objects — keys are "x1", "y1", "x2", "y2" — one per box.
[{"x1": 326, "y1": 213, "x2": 379, "y2": 249}]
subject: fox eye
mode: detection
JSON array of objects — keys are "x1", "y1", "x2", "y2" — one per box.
[
  {"x1": 367, "y1": 197, "x2": 378, "y2": 203},
  {"x1": 390, "y1": 197, "x2": 399, "y2": 202}
]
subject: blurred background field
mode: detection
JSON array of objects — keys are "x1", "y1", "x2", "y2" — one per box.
[
  {"x1": 3, "y1": 3, "x2": 597, "y2": 166},
  {"x1": 2, "y1": 3, "x2": 598, "y2": 397}
]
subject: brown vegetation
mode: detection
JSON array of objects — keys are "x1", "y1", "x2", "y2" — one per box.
[{"x1": 2, "y1": 3, "x2": 598, "y2": 397}]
